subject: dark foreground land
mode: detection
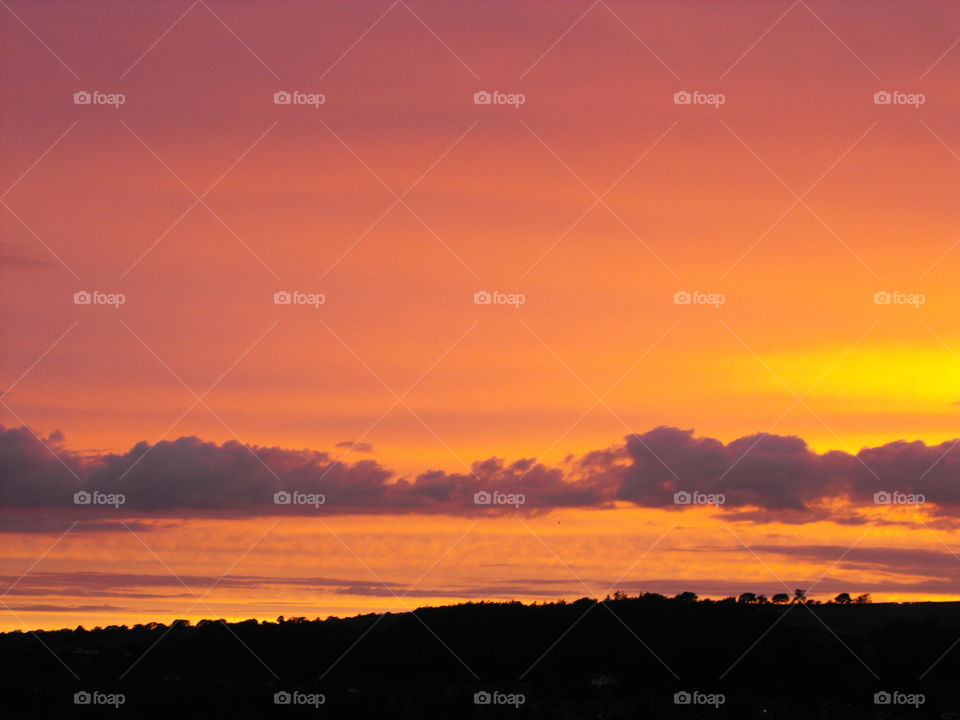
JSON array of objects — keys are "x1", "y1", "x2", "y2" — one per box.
[{"x1": 2, "y1": 595, "x2": 960, "y2": 719}]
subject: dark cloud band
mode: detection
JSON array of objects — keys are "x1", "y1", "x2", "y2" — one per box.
[{"x1": 1, "y1": 425, "x2": 957, "y2": 525}]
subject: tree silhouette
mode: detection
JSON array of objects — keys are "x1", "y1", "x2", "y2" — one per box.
[
  {"x1": 2, "y1": 589, "x2": 955, "y2": 720},
  {"x1": 793, "y1": 588, "x2": 807, "y2": 604}
]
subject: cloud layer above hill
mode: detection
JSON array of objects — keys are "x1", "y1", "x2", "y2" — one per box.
[{"x1": 1, "y1": 424, "x2": 955, "y2": 527}]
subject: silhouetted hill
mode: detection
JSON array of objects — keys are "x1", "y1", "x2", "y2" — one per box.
[{"x1": 3, "y1": 594, "x2": 959, "y2": 718}]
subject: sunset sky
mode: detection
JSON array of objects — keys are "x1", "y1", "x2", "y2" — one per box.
[{"x1": 4, "y1": 0, "x2": 960, "y2": 633}]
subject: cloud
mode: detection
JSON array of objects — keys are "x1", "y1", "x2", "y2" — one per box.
[
  {"x1": 3, "y1": 425, "x2": 960, "y2": 526},
  {"x1": 0, "y1": 516, "x2": 160, "y2": 534},
  {"x1": 746, "y1": 544, "x2": 959, "y2": 578},
  {"x1": 335, "y1": 441, "x2": 374, "y2": 453},
  {"x1": 604, "y1": 427, "x2": 960, "y2": 523},
  {"x1": 0, "y1": 243, "x2": 56, "y2": 270},
  {"x1": 0, "y1": 570, "x2": 406, "y2": 598},
  {"x1": 4, "y1": 604, "x2": 128, "y2": 613},
  {"x1": 0, "y1": 427, "x2": 611, "y2": 523},
  {"x1": 607, "y1": 427, "x2": 857, "y2": 512},
  {"x1": 10, "y1": 565, "x2": 960, "y2": 607}
]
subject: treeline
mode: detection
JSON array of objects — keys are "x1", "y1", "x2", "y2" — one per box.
[
  {"x1": 1, "y1": 593, "x2": 958, "y2": 718},
  {"x1": 22, "y1": 590, "x2": 875, "y2": 637}
]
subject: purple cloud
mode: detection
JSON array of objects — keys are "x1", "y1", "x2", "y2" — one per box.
[{"x1": 2, "y1": 425, "x2": 959, "y2": 527}]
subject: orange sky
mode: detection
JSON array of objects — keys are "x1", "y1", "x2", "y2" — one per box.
[{"x1": 4, "y1": 0, "x2": 960, "y2": 631}]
